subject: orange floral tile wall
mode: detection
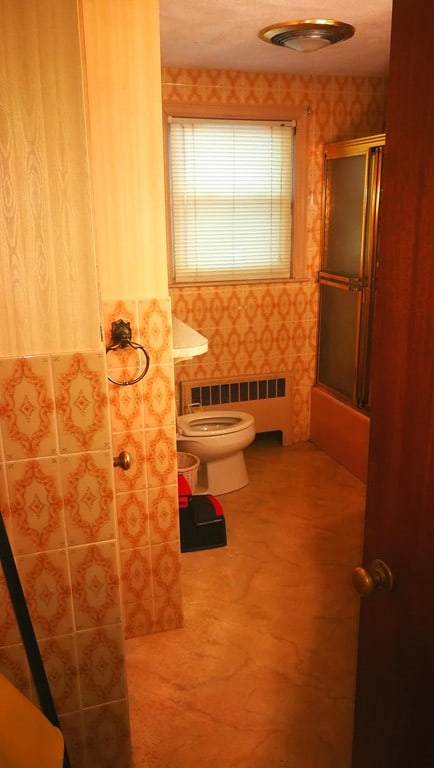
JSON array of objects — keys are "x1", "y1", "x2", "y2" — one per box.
[
  {"x1": 0, "y1": 352, "x2": 132, "y2": 767},
  {"x1": 163, "y1": 68, "x2": 387, "y2": 440},
  {"x1": 101, "y1": 297, "x2": 182, "y2": 642},
  {"x1": 0, "y1": 303, "x2": 180, "y2": 768}
]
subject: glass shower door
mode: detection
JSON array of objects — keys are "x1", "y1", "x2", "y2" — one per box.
[
  {"x1": 317, "y1": 138, "x2": 384, "y2": 409},
  {"x1": 317, "y1": 276, "x2": 362, "y2": 402}
]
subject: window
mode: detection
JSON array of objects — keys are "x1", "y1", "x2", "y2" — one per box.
[{"x1": 167, "y1": 117, "x2": 296, "y2": 283}]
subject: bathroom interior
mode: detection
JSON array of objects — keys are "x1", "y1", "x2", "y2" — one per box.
[{"x1": 0, "y1": 0, "x2": 408, "y2": 766}]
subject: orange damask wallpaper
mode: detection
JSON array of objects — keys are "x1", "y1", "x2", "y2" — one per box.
[{"x1": 163, "y1": 67, "x2": 387, "y2": 441}]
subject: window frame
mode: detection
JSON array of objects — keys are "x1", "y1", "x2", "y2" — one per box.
[{"x1": 163, "y1": 103, "x2": 309, "y2": 285}]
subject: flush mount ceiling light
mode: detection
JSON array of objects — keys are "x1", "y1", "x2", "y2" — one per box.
[{"x1": 259, "y1": 19, "x2": 355, "y2": 53}]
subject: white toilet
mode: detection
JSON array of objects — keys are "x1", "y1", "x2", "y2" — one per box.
[{"x1": 176, "y1": 410, "x2": 256, "y2": 496}]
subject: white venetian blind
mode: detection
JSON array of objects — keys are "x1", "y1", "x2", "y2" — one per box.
[{"x1": 168, "y1": 118, "x2": 295, "y2": 283}]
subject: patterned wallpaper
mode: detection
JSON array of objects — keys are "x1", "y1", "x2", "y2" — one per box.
[{"x1": 163, "y1": 68, "x2": 387, "y2": 441}]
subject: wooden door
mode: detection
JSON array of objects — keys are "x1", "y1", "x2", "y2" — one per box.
[{"x1": 352, "y1": 0, "x2": 434, "y2": 764}]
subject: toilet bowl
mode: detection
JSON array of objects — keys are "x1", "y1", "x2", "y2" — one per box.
[{"x1": 176, "y1": 410, "x2": 256, "y2": 496}]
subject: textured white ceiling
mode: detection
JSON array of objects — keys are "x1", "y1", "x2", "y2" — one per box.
[{"x1": 159, "y1": 0, "x2": 393, "y2": 77}]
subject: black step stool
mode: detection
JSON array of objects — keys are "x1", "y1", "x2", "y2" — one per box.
[{"x1": 178, "y1": 477, "x2": 227, "y2": 553}]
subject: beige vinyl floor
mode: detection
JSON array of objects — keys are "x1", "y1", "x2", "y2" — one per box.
[{"x1": 126, "y1": 435, "x2": 366, "y2": 768}]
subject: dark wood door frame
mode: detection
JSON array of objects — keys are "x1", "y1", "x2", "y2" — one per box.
[{"x1": 352, "y1": 0, "x2": 434, "y2": 764}]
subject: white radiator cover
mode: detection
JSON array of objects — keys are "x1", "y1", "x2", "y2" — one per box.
[{"x1": 179, "y1": 374, "x2": 292, "y2": 446}]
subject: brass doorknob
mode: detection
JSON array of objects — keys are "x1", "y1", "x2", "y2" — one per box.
[
  {"x1": 352, "y1": 559, "x2": 393, "y2": 597},
  {"x1": 113, "y1": 451, "x2": 131, "y2": 470}
]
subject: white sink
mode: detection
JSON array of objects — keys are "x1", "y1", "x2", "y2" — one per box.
[{"x1": 172, "y1": 316, "x2": 208, "y2": 361}]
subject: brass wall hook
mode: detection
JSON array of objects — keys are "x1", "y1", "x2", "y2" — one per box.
[{"x1": 110, "y1": 319, "x2": 134, "y2": 348}]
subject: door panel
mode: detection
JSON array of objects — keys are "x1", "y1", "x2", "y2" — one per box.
[
  {"x1": 356, "y1": 147, "x2": 383, "y2": 410},
  {"x1": 317, "y1": 282, "x2": 360, "y2": 400},
  {"x1": 318, "y1": 138, "x2": 384, "y2": 409},
  {"x1": 352, "y1": 0, "x2": 434, "y2": 764},
  {"x1": 323, "y1": 154, "x2": 367, "y2": 275}
]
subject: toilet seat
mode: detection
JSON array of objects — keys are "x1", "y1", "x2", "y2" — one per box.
[{"x1": 177, "y1": 411, "x2": 254, "y2": 438}]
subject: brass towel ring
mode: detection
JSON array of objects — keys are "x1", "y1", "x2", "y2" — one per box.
[{"x1": 106, "y1": 319, "x2": 150, "y2": 386}]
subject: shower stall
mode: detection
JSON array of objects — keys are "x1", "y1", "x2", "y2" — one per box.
[{"x1": 311, "y1": 134, "x2": 385, "y2": 480}]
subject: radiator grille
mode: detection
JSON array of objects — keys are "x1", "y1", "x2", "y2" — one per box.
[
  {"x1": 190, "y1": 377, "x2": 287, "y2": 407},
  {"x1": 180, "y1": 374, "x2": 292, "y2": 446}
]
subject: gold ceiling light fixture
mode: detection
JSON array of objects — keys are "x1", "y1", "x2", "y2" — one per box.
[{"x1": 259, "y1": 19, "x2": 355, "y2": 53}]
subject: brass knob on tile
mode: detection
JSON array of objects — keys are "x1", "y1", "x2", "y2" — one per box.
[
  {"x1": 352, "y1": 559, "x2": 393, "y2": 597},
  {"x1": 113, "y1": 451, "x2": 131, "y2": 471}
]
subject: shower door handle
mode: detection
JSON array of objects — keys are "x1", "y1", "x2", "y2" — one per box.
[{"x1": 318, "y1": 271, "x2": 364, "y2": 291}]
